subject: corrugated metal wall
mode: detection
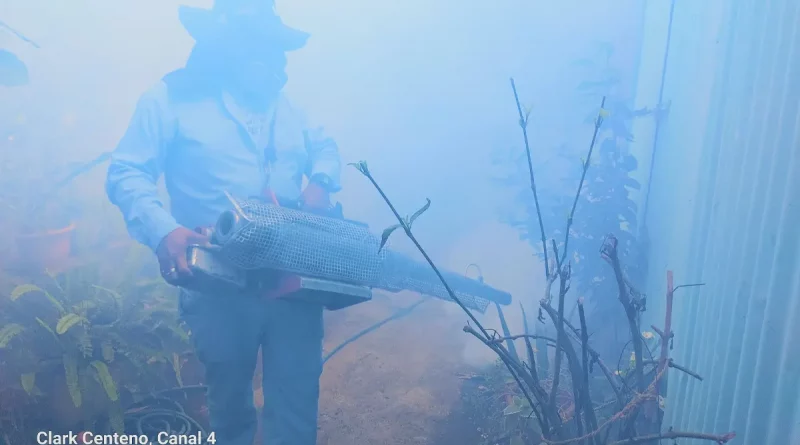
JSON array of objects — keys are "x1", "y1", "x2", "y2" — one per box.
[{"x1": 634, "y1": 0, "x2": 800, "y2": 444}]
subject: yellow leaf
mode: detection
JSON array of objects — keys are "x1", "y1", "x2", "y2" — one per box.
[
  {"x1": 172, "y1": 353, "x2": 183, "y2": 387},
  {"x1": 598, "y1": 108, "x2": 610, "y2": 118},
  {"x1": 56, "y1": 313, "x2": 85, "y2": 335},
  {"x1": 168, "y1": 324, "x2": 190, "y2": 342},
  {"x1": 63, "y1": 354, "x2": 81, "y2": 407},
  {"x1": 21, "y1": 373, "x2": 35, "y2": 394},
  {"x1": 109, "y1": 403, "x2": 125, "y2": 433},
  {"x1": 11, "y1": 284, "x2": 66, "y2": 314},
  {"x1": 253, "y1": 387, "x2": 264, "y2": 409},
  {"x1": 642, "y1": 331, "x2": 655, "y2": 340},
  {"x1": 11, "y1": 284, "x2": 44, "y2": 301},
  {"x1": 90, "y1": 361, "x2": 118, "y2": 402},
  {"x1": 0, "y1": 323, "x2": 24, "y2": 348}
]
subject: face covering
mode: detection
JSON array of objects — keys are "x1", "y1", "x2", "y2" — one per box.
[
  {"x1": 220, "y1": 23, "x2": 290, "y2": 101},
  {"x1": 232, "y1": 52, "x2": 288, "y2": 97}
]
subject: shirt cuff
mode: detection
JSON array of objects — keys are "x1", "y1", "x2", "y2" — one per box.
[{"x1": 144, "y1": 211, "x2": 182, "y2": 252}]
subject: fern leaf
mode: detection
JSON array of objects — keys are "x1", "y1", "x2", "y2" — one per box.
[
  {"x1": 10, "y1": 284, "x2": 42, "y2": 301},
  {"x1": 0, "y1": 323, "x2": 24, "y2": 348},
  {"x1": 109, "y1": 403, "x2": 125, "y2": 433},
  {"x1": 56, "y1": 313, "x2": 86, "y2": 335},
  {"x1": 11, "y1": 284, "x2": 66, "y2": 314},
  {"x1": 90, "y1": 361, "x2": 118, "y2": 402},
  {"x1": 77, "y1": 331, "x2": 93, "y2": 357},
  {"x1": 172, "y1": 353, "x2": 183, "y2": 387},
  {"x1": 20, "y1": 373, "x2": 35, "y2": 394},
  {"x1": 63, "y1": 354, "x2": 81, "y2": 407}
]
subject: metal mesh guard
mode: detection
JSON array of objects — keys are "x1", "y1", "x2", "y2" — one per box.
[
  {"x1": 215, "y1": 199, "x2": 386, "y2": 285},
  {"x1": 212, "y1": 198, "x2": 506, "y2": 313}
]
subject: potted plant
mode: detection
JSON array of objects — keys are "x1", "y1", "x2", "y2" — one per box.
[
  {"x1": 12, "y1": 196, "x2": 80, "y2": 271},
  {"x1": 0, "y1": 164, "x2": 81, "y2": 272}
]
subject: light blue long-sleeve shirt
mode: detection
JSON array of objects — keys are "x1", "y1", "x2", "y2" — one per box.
[{"x1": 106, "y1": 81, "x2": 342, "y2": 251}]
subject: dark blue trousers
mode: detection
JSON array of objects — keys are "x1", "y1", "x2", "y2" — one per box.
[{"x1": 180, "y1": 290, "x2": 324, "y2": 445}]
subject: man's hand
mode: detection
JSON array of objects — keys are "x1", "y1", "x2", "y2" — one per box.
[
  {"x1": 156, "y1": 227, "x2": 210, "y2": 285},
  {"x1": 300, "y1": 182, "x2": 331, "y2": 211}
]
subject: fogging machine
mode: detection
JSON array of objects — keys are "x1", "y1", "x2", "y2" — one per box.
[{"x1": 183, "y1": 198, "x2": 512, "y2": 313}]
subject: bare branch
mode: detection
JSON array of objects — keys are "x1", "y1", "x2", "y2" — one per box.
[{"x1": 605, "y1": 430, "x2": 736, "y2": 445}]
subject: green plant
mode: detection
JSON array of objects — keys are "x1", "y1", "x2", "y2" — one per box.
[{"x1": 0, "y1": 245, "x2": 191, "y2": 434}]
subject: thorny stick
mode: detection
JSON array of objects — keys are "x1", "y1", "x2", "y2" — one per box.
[
  {"x1": 578, "y1": 301, "x2": 599, "y2": 444},
  {"x1": 604, "y1": 430, "x2": 736, "y2": 445},
  {"x1": 539, "y1": 297, "x2": 624, "y2": 408},
  {"x1": 352, "y1": 164, "x2": 551, "y2": 435},
  {"x1": 547, "y1": 263, "x2": 570, "y2": 417},
  {"x1": 601, "y1": 235, "x2": 648, "y2": 439},
  {"x1": 560, "y1": 96, "x2": 606, "y2": 266},
  {"x1": 601, "y1": 236, "x2": 645, "y2": 393},
  {"x1": 0, "y1": 20, "x2": 41, "y2": 48},
  {"x1": 541, "y1": 365, "x2": 671, "y2": 445},
  {"x1": 562, "y1": 315, "x2": 587, "y2": 440},
  {"x1": 539, "y1": 302, "x2": 598, "y2": 441},
  {"x1": 651, "y1": 273, "x2": 704, "y2": 426},
  {"x1": 653, "y1": 270, "x2": 675, "y2": 428},
  {"x1": 510, "y1": 77, "x2": 549, "y2": 279},
  {"x1": 490, "y1": 334, "x2": 557, "y2": 346},
  {"x1": 357, "y1": 167, "x2": 490, "y2": 339},
  {"x1": 658, "y1": 271, "x2": 674, "y2": 372},
  {"x1": 642, "y1": 359, "x2": 703, "y2": 381},
  {"x1": 549, "y1": 285, "x2": 594, "y2": 441},
  {"x1": 512, "y1": 79, "x2": 556, "y2": 385}
]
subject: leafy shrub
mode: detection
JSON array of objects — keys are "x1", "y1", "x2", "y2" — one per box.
[{"x1": 0, "y1": 245, "x2": 192, "y2": 436}]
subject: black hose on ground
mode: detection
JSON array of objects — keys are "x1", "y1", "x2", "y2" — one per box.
[
  {"x1": 322, "y1": 298, "x2": 427, "y2": 365},
  {"x1": 102, "y1": 385, "x2": 208, "y2": 438}
]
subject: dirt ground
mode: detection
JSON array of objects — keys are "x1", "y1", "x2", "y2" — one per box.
[{"x1": 317, "y1": 291, "x2": 480, "y2": 445}]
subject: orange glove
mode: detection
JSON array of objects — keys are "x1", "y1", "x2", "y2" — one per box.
[{"x1": 300, "y1": 182, "x2": 330, "y2": 210}]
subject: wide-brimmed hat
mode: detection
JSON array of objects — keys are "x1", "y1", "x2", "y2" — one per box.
[{"x1": 178, "y1": 0, "x2": 309, "y2": 51}]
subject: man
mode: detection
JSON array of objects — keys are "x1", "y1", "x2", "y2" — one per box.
[{"x1": 105, "y1": 1, "x2": 341, "y2": 443}]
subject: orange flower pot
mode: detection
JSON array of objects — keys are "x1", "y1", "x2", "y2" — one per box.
[{"x1": 15, "y1": 223, "x2": 76, "y2": 271}]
